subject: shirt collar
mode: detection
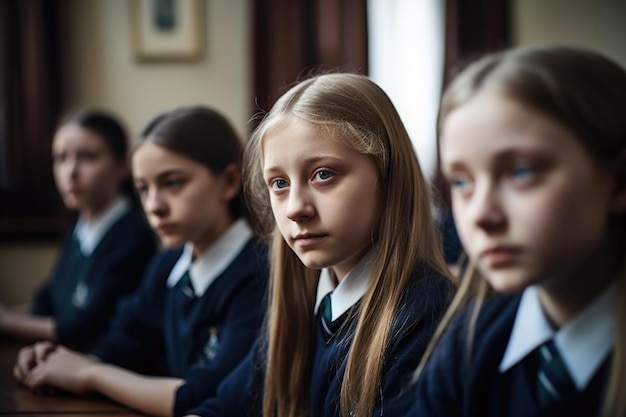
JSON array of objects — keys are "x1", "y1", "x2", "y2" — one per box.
[
  {"x1": 166, "y1": 219, "x2": 253, "y2": 296},
  {"x1": 74, "y1": 197, "x2": 130, "y2": 256},
  {"x1": 499, "y1": 282, "x2": 616, "y2": 389},
  {"x1": 314, "y1": 246, "x2": 378, "y2": 321}
]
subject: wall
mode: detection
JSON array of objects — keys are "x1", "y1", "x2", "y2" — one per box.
[
  {"x1": 69, "y1": 0, "x2": 253, "y2": 139},
  {"x1": 0, "y1": 0, "x2": 252, "y2": 305},
  {"x1": 513, "y1": 0, "x2": 626, "y2": 67}
]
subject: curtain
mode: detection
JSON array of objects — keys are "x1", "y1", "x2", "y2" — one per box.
[
  {"x1": 442, "y1": 0, "x2": 511, "y2": 89},
  {"x1": 252, "y1": 0, "x2": 368, "y2": 117},
  {"x1": 0, "y1": 0, "x2": 70, "y2": 239}
]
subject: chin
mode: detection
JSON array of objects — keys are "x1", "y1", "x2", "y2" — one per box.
[
  {"x1": 295, "y1": 252, "x2": 331, "y2": 271},
  {"x1": 62, "y1": 198, "x2": 80, "y2": 210},
  {"x1": 484, "y1": 273, "x2": 530, "y2": 295},
  {"x1": 159, "y1": 236, "x2": 185, "y2": 249}
]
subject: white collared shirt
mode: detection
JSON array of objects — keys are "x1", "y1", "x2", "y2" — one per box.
[
  {"x1": 166, "y1": 219, "x2": 253, "y2": 297},
  {"x1": 499, "y1": 282, "x2": 616, "y2": 390},
  {"x1": 314, "y1": 247, "x2": 378, "y2": 321},
  {"x1": 74, "y1": 197, "x2": 131, "y2": 256}
]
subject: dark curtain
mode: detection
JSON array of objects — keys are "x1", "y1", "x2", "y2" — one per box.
[
  {"x1": 252, "y1": 0, "x2": 368, "y2": 118},
  {"x1": 442, "y1": 0, "x2": 511, "y2": 89},
  {"x1": 434, "y1": 0, "x2": 511, "y2": 209},
  {"x1": 0, "y1": 0, "x2": 71, "y2": 239}
]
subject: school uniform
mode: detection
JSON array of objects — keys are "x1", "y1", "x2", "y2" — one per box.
[
  {"x1": 31, "y1": 197, "x2": 157, "y2": 352},
  {"x1": 186, "y1": 248, "x2": 455, "y2": 417},
  {"x1": 410, "y1": 284, "x2": 615, "y2": 417},
  {"x1": 89, "y1": 219, "x2": 269, "y2": 415}
]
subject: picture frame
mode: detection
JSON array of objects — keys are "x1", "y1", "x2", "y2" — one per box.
[{"x1": 130, "y1": 0, "x2": 205, "y2": 62}]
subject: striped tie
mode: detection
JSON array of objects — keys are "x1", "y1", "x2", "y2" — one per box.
[
  {"x1": 175, "y1": 271, "x2": 196, "y2": 316},
  {"x1": 318, "y1": 292, "x2": 343, "y2": 341},
  {"x1": 535, "y1": 339, "x2": 576, "y2": 405}
]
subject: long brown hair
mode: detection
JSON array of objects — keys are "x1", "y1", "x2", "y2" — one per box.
[
  {"x1": 414, "y1": 45, "x2": 626, "y2": 417},
  {"x1": 244, "y1": 73, "x2": 452, "y2": 417}
]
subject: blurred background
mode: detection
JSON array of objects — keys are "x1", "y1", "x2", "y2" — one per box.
[{"x1": 1, "y1": 0, "x2": 625, "y2": 305}]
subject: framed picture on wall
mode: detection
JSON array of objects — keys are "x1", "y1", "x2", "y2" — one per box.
[{"x1": 130, "y1": 0, "x2": 204, "y2": 62}]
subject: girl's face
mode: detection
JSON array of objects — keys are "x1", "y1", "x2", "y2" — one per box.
[
  {"x1": 52, "y1": 124, "x2": 125, "y2": 220},
  {"x1": 262, "y1": 119, "x2": 381, "y2": 281},
  {"x1": 441, "y1": 90, "x2": 617, "y2": 294},
  {"x1": 132, "y1": 142, "x2": 238, "y2": 256}
]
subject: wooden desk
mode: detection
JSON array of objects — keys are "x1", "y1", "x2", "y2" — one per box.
[{"x1": 0, "y1": 340, "x2": 143, "y2": 415}]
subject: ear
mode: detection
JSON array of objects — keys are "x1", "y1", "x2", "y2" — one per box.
[
  {"x1": 219, "y1": 163, "x2": 242, "y2": 202},
  {"x1": 609, "y1": 150, "x2": 626, "y2": 213}
]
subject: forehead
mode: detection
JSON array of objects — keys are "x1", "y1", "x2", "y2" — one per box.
[
  {"x1": 440, "y1": 90, "x2": 582, "y2": 166},
  {"x1": 132, "y1": 142, "x2": 193, "y2": 173},
  {"x1": 53, "y1": 124, "x2": 108, "y2": 150},
  {"x1": 261, "y1": 119, "x2": 350, "y2": 165}
]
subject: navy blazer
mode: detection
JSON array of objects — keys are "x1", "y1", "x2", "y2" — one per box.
[
  {"x1": 409, "y1": 294, "x2": 610, "y2": 417},
  {"x1": 32, "y1": 208, "x2": 157, "y2": 352},
  {"x1": 187, "y1": 264, "x2": 455, "y2": 417},
  {"x1": 90, "y1": 238, "x2": 269, "y2": 415}
]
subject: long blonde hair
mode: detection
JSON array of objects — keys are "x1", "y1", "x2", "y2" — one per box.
[
  {"x1": 244, "y1": 73, "x2": 451, "y2": 417},
  {"x1": 415, "y1": 45, "x2": 626, "y2": 417}
]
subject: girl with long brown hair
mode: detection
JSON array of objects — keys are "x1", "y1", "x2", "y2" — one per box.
[
  {"x1": 186, "y1": 73, "x2": 455, "y2": 417},
  {"x1": 410, "y1": 45, "x2": 626, "y2": 417}
]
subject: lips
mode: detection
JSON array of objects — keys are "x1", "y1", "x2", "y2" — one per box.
[
  {"x1": 479, "y1": 246, "x2": 522, "y2": 267},
  {"x1": 292, "y1": 233, "x2": 327, "y2": 247},
  {"x1": 155, "y1": 223, "x2": 176, "y2": 235},
  {"x1": 64, "y1": 185, "x2": 82, "y2": 195}
]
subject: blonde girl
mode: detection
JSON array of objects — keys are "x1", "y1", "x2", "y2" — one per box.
[
  {"x1": 410, "y1": 45, "x2": 626, "y2": 417},
  {"x1": 186, "y1": 73, "x2": 455, "y2": 417}
]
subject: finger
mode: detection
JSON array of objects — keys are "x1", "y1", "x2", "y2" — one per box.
[
  {"x1": 33, "y1": 341, "x2": 56, "y2": 365},
  {"x1": 23, "y1": 365, "x2": 45, "y2": 391},
  {"x1": 14, "y1": 347, "x2": 37, "y2": 380}
]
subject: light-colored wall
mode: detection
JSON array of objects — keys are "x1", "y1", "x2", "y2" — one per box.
[
  {"x1": 69, "y1": 0, "x2": 253, "y2": 139},
  {"x1": 0, "y1": 0, "x2": 252, "y2": 306},
  {"x1": 513, "y1": 0, "x2": 626, "y2": 68}
]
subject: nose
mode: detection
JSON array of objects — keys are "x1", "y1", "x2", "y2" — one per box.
[
  {"x1": 469, "y1": 180, "x2": 506, "y2": 233},
  {"x1": 143, "y1": 188, "x2": 168, "y2": 217},
  {"x1": 61, "y1": 157, "x2": 79, "y2": 179},
  {"x1": 285, "y1": 184, "x2": 315, "y2": 222}
]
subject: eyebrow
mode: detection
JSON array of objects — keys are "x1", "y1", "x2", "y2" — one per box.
[
  {"x1": 444, "y1": 147, "x2": 551, "y2": 172},
  {"x1": 134, "y1": 168, "x2": 187, "y2": 181},
  {"x1": 263, "y1": 155, "x2": 344, "y2": 174}
]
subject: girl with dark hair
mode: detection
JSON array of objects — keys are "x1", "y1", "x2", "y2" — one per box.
[
  {"x1": 0, "y1": 109, "x2": 157, "y2": 352},
  {"x1": 13, "y1": 106, "x2": 269, "y2": 417}
]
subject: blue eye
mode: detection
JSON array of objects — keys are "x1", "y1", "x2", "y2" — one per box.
[
  {"x1": 314, "y1": 170, "x2": 334, "y2": 181},
  {"x1": 449, "y1": 176, "x2": 470, "y2": 190},
  {"x1": 271, "y1": 179, "x2": 288, "y2": 190},
  {"x1": 511, "y1": 164, "x2": 533, "y2": 182}
]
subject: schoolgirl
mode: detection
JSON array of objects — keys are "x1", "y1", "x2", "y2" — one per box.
[
  {"x1": 14, "y1": 106, "x2": 269, "y2": 417},
  {"x1": 0, "y1": 109, "x2": 157, "y2": 351},
  {"x1": 410, "y1": 46, "x2": 626, "y2": 417},
  {"x1": 187, "y1": 73, "x2": 455, "y2": 417}
]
